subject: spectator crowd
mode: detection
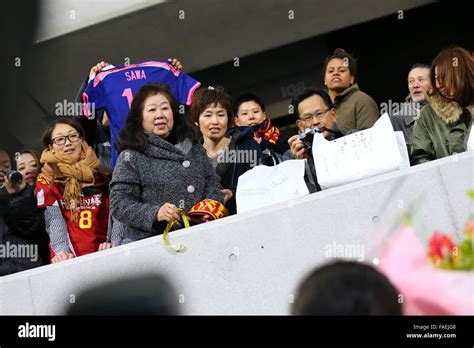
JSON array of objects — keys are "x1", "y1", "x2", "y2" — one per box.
[{"x1": 0, "y1": 45, "x2": 472, "y2": 315}]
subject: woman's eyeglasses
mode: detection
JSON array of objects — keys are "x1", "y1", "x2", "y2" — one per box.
[{"x1": 51, "y1": 133, "x2": 81, "y2": 146}]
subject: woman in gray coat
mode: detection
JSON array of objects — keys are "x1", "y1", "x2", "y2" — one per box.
[{"x1": 110, "y1": 83, "x2": 224, "y2": 243}]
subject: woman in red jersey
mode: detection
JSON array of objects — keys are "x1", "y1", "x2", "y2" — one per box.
[{"x1": 36, "y1": 118, "x2": 123, "y2": 263}]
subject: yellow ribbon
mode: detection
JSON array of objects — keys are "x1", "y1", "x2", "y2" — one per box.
[{"x1": 162, "y1": 208, "x2": 189, "y2": 252}]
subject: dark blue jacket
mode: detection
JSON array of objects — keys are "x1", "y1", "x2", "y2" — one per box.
[{"x1": 219, "y1": 127, "x2": 262, "y2": 214}]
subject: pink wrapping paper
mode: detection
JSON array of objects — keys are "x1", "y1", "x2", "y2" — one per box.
[{"x1": 377, "y1": 227, "x2": 473, "y2": 315}]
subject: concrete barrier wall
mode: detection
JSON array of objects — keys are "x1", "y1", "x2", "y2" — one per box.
[{"x1": 1, "y1": 152, "x2": 472, "y2": 314}]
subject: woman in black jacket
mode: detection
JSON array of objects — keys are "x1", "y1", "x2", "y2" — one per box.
[
  {"x1": 0, "y1": 149, "x2": 44, "y2": 276},
  {"x1": 191, "y1": 87, "x2": 262, "y2": 214},
  {"x1": 14, "y1": 149, "x2": 50, "y2": 264}
]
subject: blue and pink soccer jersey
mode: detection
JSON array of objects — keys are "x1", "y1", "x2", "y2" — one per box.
[{"x1": 82, "y1": 60, "x2": 201, "y2": 166}]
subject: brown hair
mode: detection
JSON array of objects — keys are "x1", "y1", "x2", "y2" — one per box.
[
  {"x1": 190, "y1": 86, "x2": 233, "y2": 126},
  {"x1": 41, "y1": 117, "x2": 86, "y2": 148},
  {"x1": 14, "y1": 149, "x2": 41, "y2": 170},
  {"x1": 40, "y1": 118, "x2": 111, "y2": 179},
  {"x1": 429, "y1": 46, "x2": 474, "y2": 106},
  {"x1": 40, "y1": 118, "x2": 86, "y2": 180}
]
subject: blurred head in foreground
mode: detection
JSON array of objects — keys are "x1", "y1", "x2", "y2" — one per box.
[
  {"x1": 67, "y1": 273, "x2": 179, "y2": 315},
  {"x1": 293, "y1": 261, "x2": 401, "y2": 315}
]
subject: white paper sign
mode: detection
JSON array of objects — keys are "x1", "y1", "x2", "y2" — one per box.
[
  {"x1": 395, "y1": 131, "x2": 410, "y2": 169},
  {"x1": 236, "y1": 160, "x2": 309, "y2": 214},
  {"x1": 312, "y1": 113, "x2": 402, "y2": 189},
  {"x1": 467, "y1": 122, "x2": 474, "y2": 151}
]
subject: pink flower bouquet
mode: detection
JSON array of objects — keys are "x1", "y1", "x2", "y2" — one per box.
[{"x1": 377, "y1": 213, "x2": 473, "y2": 315}]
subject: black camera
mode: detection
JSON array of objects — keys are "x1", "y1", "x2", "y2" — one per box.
[
  {"x1": 297, "y1": 127, "x2": 342, "y2": 150},
  {"x1": 5, "y1": 170, "x2": 23, "y2": 186},
  {"x1": 297, "y1": 127, "x2": 323, "y2": 150}
]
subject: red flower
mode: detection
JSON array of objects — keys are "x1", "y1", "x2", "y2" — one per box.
[{"x1": 428, "y1": 231, "x2": 456, "y2": 261}]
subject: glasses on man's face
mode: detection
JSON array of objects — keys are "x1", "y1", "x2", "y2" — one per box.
[
  {"x1": 51, "y1": 133, "x2": 81, "y2": 146},
  {"x1": 300, "y1": 109, "x2": 331, "y2": 123}
]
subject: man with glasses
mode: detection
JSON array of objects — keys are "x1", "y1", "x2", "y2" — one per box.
[
  {"x1": 287, "y1": 88, "x2": 356, "y2": 192},
  {"x1": 288, "y1": 88, "x2": 346, "y2": 160}
]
